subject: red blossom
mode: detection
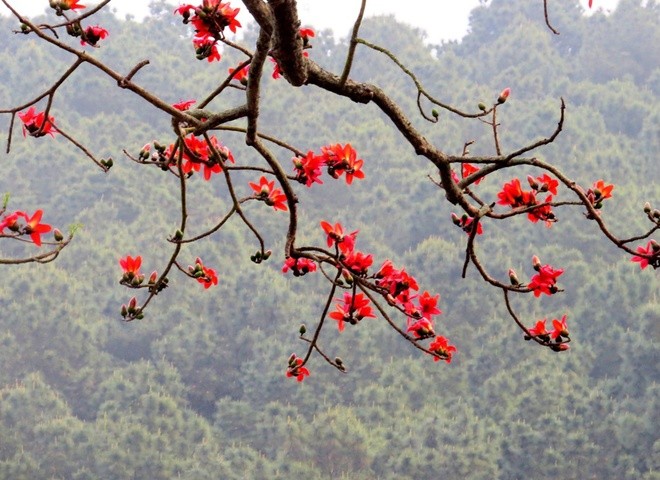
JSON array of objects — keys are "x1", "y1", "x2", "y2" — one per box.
[
  {"x1": 407, "y1": 317, "x2": 435, "y2": 339},
  {"x1": 376, "y1": 260, "x2": 419, "y2": 301},
  {"x1": 531, "y1": 173, "x2": 559, "y2": 195},
  {"x1": 429, "y1": 336, "x2": 456, "y2": 363},
  {"x1": 0, "y1": 211, "x2": 24, "y2": 234},
  {"x1": 528, "y1": 263, "x2": 564, "y2": 297},
  {"x1": 119, "y1": 255, "x2": 142, "y2": 283},
  {"x1": 23, "y1": 210, "x2": 52, "y2": 247},
  {"x1": 81, "y1": 25, "x2": 108, "y2": 47},
  {"x1": 229, "y1": 64, "x2": 250, "y2": 84},
  {"x1": 293, "y1": 151, "x2": 325, "y2": 187},
  {"x1": 342, "y1": 250, "x2": 373, "y2": 276},
  {"x1": 299, "y1": 27, "x2": 315, "y2": 39},
  {"x1": 286, "y1": 357, "x2": 310, "y2": 382},
  {"x1": 320, "y1": 221, "x2": 357, "y2": 254},
  {"x1": 189, "y1": 257, "x2": 219, "y2": 289},
  {"x1": 192, "y1": 36, "x2": 221, "y2": 62},
  {"x1": 18, "y1": 107, "x2": 57, "y2": 138},
  {"x1": 282, "y1": 257, "x2": 317, "y2": 276},
  {"x1": 176, "y1": 134, "x2": 234, "y2": 180},
  {"x1": 328, "y1": 292, "x2": 375, "y2": 332},
  {"x1": 52, "y1": 0, "x2": 86, "y2": 11},
  {"x1": 550, "y1": 315, "x2": 569, "y2": 340},
  {"x1": 173, "y1": 99, "x2": 196, "y2": 111},
  {"x1": 631, "y1": 240, "x2": 659, "y2": 270},
  {"x1": 462, "y1": 163, "x2": 483, "y2": 185},
  {"x1": 249, "y1": 176, "x2": 288, "y2": 211},
  {"x1": 527, "y1": 319, "x2": 548, "y2": 337},
  {"x1": 321, "y1": 143, "x2": 365, "y2": 184},
  {"x1": 591, "y1": 179, "x2": 614, "y2": 200},
  {"x1": 451, "y1": 212, "x2": 484, "y2": 235},
  {"x1": 417, "y1": 291, "x2": 442, "y2": 319}
]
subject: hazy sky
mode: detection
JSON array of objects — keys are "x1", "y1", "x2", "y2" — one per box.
[{"x1": 1, "y1": 0, "x2": 619, "y2": 44}]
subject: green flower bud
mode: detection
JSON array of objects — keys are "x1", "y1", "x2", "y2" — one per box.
[
  {"x1": 478, "y1": 102, "x2": 487, "y2": 111},
  {"x1": 299, "y1": 324, "x2": 306, "y2": 335}
]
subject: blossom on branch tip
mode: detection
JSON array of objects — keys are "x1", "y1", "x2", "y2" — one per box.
[
  {"x1": 286, "y1": 356, "x2": 310, "y2": 382},
  {"x1": 0, "y1": 211, "x2": 25, "y2": 234},
  {"x1": 249, "y1": 176, "x2": 287, "y2": 211},
  {"x1": 462, "y1": 163, "x2": 483, "y2": 185},
  {"x1": 631, "y1": 240, "x2": 659, "y2": 270},
  {"x1": 550, "y1": 315, "x2": 569, "y2": 340},
  {"x1": 50, "y1": 0, "x2": 86, "y2": 11},
  {"x1": 429, "y1": 335, "x2": 456, "y2": 363},
  {"x1": 497, "y1": 87, "x2": 511, "y2": 104},
  {"x1": 193, "y1": 36, "x2": 221, "y2": 62},
  {"x1": 329, "y1": 292, "x2": 375, "y2": 332},
  {"x1": 293, "y1": 151, "x2": 324, "y2": 187},
  {"x1": 407, "y1": 317, "x2": 435, "y2": 339},
  {"x1": 189, "y1": 257, "x2": 218, "y2": 289},
  {"x1": 18, "y1": 107, "x2": 57, "y2": 138},
  {"x1": 173, "y1": 99, "x2": 196, "y2": 111},
  {"x1": 342, "y1": 250, "x2": 373, "y2": 276},
  {"x1": 120, "y1": 255, "x2": 142, "y2": 280},
  {"x1": 80, "y1": 25, "x2": 108, "y2": 46},
  {"x1": 320, "y1": 221, "x2": 357, "y2": 254},
  {"x1": 282, "y1": 257, "x2": 317, "y2": 276},
  {"x1": 321, "y1": 143, "x2": 365, "y2": 184},
  {"x1": 528, "y1": 262, "x2": 564, "y2": 297},
  {"x1": 23, "y1": 210, "x2": 52, "y2": 247},
  {"x1": 228, "y1": 65, "x2": 249, "y2": 85},
  {"x1": 527, "y1": 319, "x2": 548, "y2": 338}
]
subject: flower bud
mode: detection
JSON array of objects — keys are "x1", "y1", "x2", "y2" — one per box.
[
  {"x1": 148, "y1": 271, "x2": 158, "y2": 285},
  {"x1": 508, "y1": 268, "x2": 520, "y2": 286},
  {"x1": 120, "y1": 304, "x2": 128, "y2": 318},
  {"x1": 53, "y1": 228, "x2": 64, "y2": 242},
  {"x1": 497, "y1": 87, "x2": 511, "y2": 104},
  {"x1": 527, "y1": 175, "x2": 539, "y2": 190},
  {"x1": 651, "y1": 239, "x2": 659, "y2": 252},
  {"x1": 451, "y1": 212, "x2": 461, "y2": 226},
  {"x1": 478, "y1": 102, "x2": 487, "y2": 111},
  {"x1": 128, "y1": 296, "x2": 137, "y2": 310},
  {"x1": 431, "y1": 109, "x2": 439, "y2": 119},
  {"x1": 173, "y1": 229, "x2": 183, "y2": 241},
  {"x1": 643, "y1": 202, "x2": 651, "y2": 214},
  {"x1": 532, "y1": 255, "x2": 542, "y2": 271},
  {"x1": 299, "y1": 324, "x2": 306, "y2": 335},
  {"x1": 288, "y1": 353, "x2": 297, "y2": 366}
]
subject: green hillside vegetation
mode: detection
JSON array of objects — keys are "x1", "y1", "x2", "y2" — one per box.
[{"x1": 0, "y1": 0, "x2": 658, "y2": 478}]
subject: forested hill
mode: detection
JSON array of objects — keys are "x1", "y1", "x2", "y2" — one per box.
[{"x1": 0, "y1": 0, "x2": 657, "y2": 478}]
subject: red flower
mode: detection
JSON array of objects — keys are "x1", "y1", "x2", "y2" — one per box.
[
  {"x1": 407, "y1": 317, "x2": 435, "y2": 339},
  {"x1": 550, "y1": 315, "x2": 569, "y2": 340},
  {"x1": 189, "y1": 257, "x2": 219, "y2": 289},
  {"x1": 282, "y1": 257, "x2": 317, "y2": 276},
  {"x1": 497, "y1": 178, "x2": 526, "y2": 207},
  {"x1": 177, "y1": 134, "x2": 234, "y2": 180},
  {"x1": 531, "y1": 173, "x2": 559, "y2": 195},
  {"x1": 527, "y1": 319, "x2": 548, "y2": 337},
  {"x1": 192, "y1": 36, "x2": 221, "y2": 62},
  {"x1": 591, "y1": 179, "x2": 614, "y2": 201},
  {"x1": 18, "y1": 107, "x2": 57, "y2": 138},
  {"x1": 588, "y1": 0, "x2": 593, "y2": 7},
  {"x1": 0, "y1": 211, "x2": 25, "y2": 234},
  {"x1": 299, "y1": 27, "x2": 315, "y2": 40},
  {"x1": 631, "y1": 240, "x2": 659, "y2": 270},
  {"x1": 173, "y1": 99, "x2": 196, "y2": 111},
  {"x1": 52, "y1": 0, "x2": 86, "y2": 10},
  {"x1": 429, "y1": 335, "x2": 456, "y2": 363},
  {"x1": 376, "y1": 260, "x2": 419, "y2": 300},
  {"x1": 119, "y1": 255, "x2": 142, "y2": 274},
  {"x1": 321, "y1": 143, "x2": 365, "y2": 184},
  {"x1": 528, "y1": 263, "x2": 564, "y2": 297},
  {"x1": 320, "y1": 221, "x2": 357, "y2": 254},
  {"x1": 527, "y1": 194, "x2": 556, "y2": 228},
  {"x1": 23, "y1": 210, "x2": 52, "y2": 247},
  {"x1": 286, "y1": 356, "x2": 310, "y2": 382},
  {"x1": 81, "y1": 25, "x2": 108, "y2": 46},
  {"x1": 342, "y1": 250, "x2": 373, "y2": 276},
  {"x1": 228, "y1": 65, "x2": 250, "y2": 85},
  {"x1": 293, "y1": 151, "x2": 325, "y2": 187},
  {"x1": 417, "y1": 291, "x2": 442, "y2": 319},
  {"x1": 249, "y1": 176, "x2": 288, "y2": 211},
  {"x1": 329, "y1": 292, "x2": 375, "y2": 332},
  {"x1": 462, "y1": 163, "x2": 483, "y2": 185}
]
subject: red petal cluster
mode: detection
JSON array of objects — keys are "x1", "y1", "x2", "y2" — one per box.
[
  {"x1": 249, "y1": 176, "x2": 288, "y2": 211},
  {"x1": 18, "y1": 107, "x2": 58, "y2": 138}
]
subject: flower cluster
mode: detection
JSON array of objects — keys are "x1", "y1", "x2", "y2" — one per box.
[
  {"x1": 18, "y1": 107, "x2": 58, "y2": 138},
  {"x1": 249, "y1": 176, "x2": 288, "y2": 211},
  {"x1": 526, "y1": 315, "x2": 570, "y2": 351},
  {"x1": 583, "y1": 179, "x2": 614, "y2": 218},
  {"x1": 188, "y1": 257, "x2": 219, "y2": 289},
  {"x1": 329, "y1": 292, "x2": 376, "y2": 332},
  {"x1": 497, "y1": 176, "x2": 557, "y2": 227},
  {"x1": 282, "y1": 257, "x2": 317, "y2": 276},
  {"x1": 292, "y1": 143, "x2": 366, "y2": 187},
  {"x1": 0, "y1": 209, "x2": 52, "y2": 246},
  {"x1": 528, "y1": 255, "x2": 564, "y2": 297},
  {"x1": 175, "y1": 1, "x2": 241, "y2": 62}
]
